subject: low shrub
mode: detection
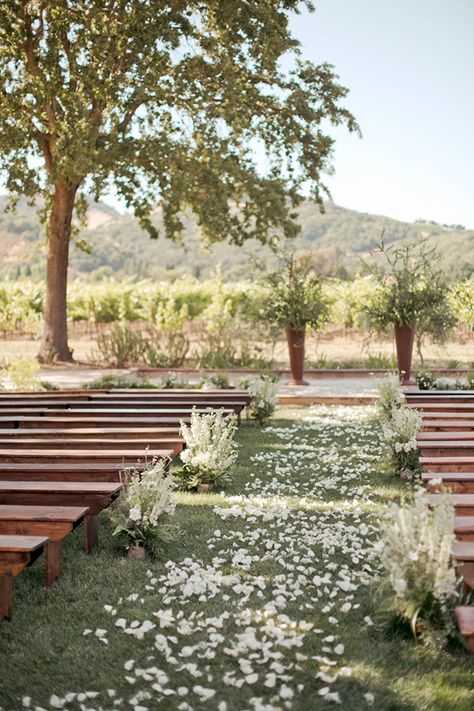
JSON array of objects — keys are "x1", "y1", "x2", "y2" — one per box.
[
  {"x1": 1, "y1": 357, "x2": 41, "y2": 390},
  {"x1": 94, "y1": 322, "x2": 148, "y2": 367},
  {"x1": 83, "y1": 374, "x2": 158, "y2": 390},
  {"x1": 366, "y1": 352, "x2": 397, "y2": 369}
]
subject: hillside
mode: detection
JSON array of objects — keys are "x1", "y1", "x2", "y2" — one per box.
[{"x1": 0, "y1": 196, "x2": 473, "y2": 280}]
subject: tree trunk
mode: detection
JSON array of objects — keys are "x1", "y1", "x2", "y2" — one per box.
[{"x1": 38, "y1": 183, "x2": 78, "y2": 363}]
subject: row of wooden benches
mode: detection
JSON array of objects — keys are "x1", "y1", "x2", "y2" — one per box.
[
  {"x1": 0, "y1": 388, "x2": 251, "y2": 620},
  {"x1": 406, "y1": 389, "x2": 474, "y2": 651}
]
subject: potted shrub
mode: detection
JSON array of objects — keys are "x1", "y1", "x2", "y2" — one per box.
[
  {"x1": 177, "y1": 408, "x2": 239, "y2": 492},
  {"x1": 364, "y1": 240, "x2": 456, "y2": 384},
  {"x1": 110, "y1": 458, "x2": 177, "y2": 558},
  {"x1": 259, "y1": 254, "x2": 330, "y2": 385}
]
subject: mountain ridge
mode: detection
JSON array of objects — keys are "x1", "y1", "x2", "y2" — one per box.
[{"x1": 0, "y1": 196, "x2": 472, "y2": 280}]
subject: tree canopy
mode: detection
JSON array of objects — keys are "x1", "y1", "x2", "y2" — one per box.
[{"x1": 0, "y1": 0, "x2": 358, "y2": 360}]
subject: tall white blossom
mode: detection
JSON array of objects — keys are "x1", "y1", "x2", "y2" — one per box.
[
  {"x1": 111, "y1": 459, "x2": 176, "y2": 552},
  {"x1": 376, "y1": 373, "x2": 405, "y2": 421},
  {"x1": 376, "y1": 489, "x2": 459, "y2": 635},
  {"x1": 382, "y1": 405, "x2": 422, "y2": 479},
  {"x1": 180, "y1": 408, "x2": 239, "y2": 484},
  {"x1": 248, "y1": 376, "x2": 279, "y2": 425}
]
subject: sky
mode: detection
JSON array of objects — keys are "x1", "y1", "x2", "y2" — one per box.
[{"x1": 288, "y1": 0, "x2": 474, "y2": 227}]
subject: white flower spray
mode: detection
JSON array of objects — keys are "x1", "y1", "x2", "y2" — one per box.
[
  {"x1": 376, "y1": 489, "x2": 460, "y2": 637},
  {"x1": 179, "y1": 408, "x2": 239, "y2": 487}
]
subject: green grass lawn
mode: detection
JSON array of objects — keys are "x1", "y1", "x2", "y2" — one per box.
[{"x1": 0, "y1": 405, "x2": 473, "y2": 711}]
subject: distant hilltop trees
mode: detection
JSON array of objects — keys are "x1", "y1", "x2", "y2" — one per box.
[{"x1": 416, "y1": 218, "x2": 466, "y2": 231}]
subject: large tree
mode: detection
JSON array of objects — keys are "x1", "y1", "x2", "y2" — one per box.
[{"x1": 0, "y1": 0, "x2": 358, "y2": 362}]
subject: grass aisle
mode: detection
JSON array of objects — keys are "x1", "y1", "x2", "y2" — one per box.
[{"x1": 0, "y1": 406, "x2": 473, "y2": 711}]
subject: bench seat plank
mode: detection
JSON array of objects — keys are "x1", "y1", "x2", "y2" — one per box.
[
  {"x1": 0, "y1": 505, "x2": 88, "y2": 586},
  {"x1": 0, "y1": 534, "x2": 48, "y2": 620},
  {"x1": 0, "y1": 481, "x2": 122, "y2": 552}
]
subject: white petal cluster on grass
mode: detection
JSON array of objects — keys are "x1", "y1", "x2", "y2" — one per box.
[{"x1": 23, "y1": 405, "x2": 385, "y2": 711}]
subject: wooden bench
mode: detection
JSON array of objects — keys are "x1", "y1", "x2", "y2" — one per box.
[
  {"x1": 418, "y1": 441, "x2": 474, "y2": 458},
  {"x1": 0, "y1": 481, "x2": 122, "y2": 552},
  {"x1": 0, "y1": 397, "x2": 248, "y2": 412},
  {"x1": 455, "y1": 606, "x2": 474, "y2": 652},
  {"x1": 0, "y1": 416, "x2": 192, "y2": 429},
  {"x1": 0, "y1": 437, "x2": 183, "y2": 455},
  {"x1": 420, "y1": 457, "x2": 474, "y2": 473},
  {"x1": 0, "y1": 535, "x2": 48, "y2": 620},
  {"x1": 406, "y1": 394, "x2": 474, "y2": 404},
  {"x1": 0, "y1": 462, "x2": 140, "y2": 482},
  {"x1": 0, "y1": 426, "x2": 181, "y2": 439},
  {"x1": 422, "y1": 472, "x2": 474, "y2": 494},
  {"x1": 418, "y1": 431, "x2": 474, "y2": 440},
  {"x1": 0, "y1": 447, "x2": 174, "y2": 465},
  {"x1": 0, "y1": 406, "x2": 233, "y2": 416},
  {"x1": 409, "y1": 403, "x2": 474, "y2": 413},
  {"x1": 421, "y1": 420, "x2": 474, "y2": 432},
  {"x1": 0, "y1": 505, "x2": 88, "y2": 586},
  {"x1": 454, "y1": 516, "x2": 474, "y2": 541},
  {"x1": 452, "y1": 541, "x2": 474, "y2": 590}
]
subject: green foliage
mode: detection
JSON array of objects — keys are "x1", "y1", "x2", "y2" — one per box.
[
  {"x1": 258, "y1": 253, "x2": 330, "y2": 331},
  {"x1": 364, "y1": 241, "x2": 457, "y2": 337},
  {"x1": 0, "y1": 2, "x2": 357, "y2": 246},
  {"x1": 247, "y1": 376, "x2": 279, "y2": 425},
  {"x1": 415, "y1": 370, "x2": 437, "y2": 390},
  {"x1": 204, "y1": 373, "x2": 231, "y2": 390},
  {"x1": 1, "y1": 357, "x2": 41, "y2": 390},
  {"x1": 83, "y1": 374, "x2": 159, "y2": 390},
  {"x1": 109, "y1": 459, "x2": 177, "y2": 556},
  {"x1": 93, "y1": 323, "x2": 149, "y2": 368},
  {"x1": 365, "y1": 353, "x2": 397, "y2": 369}
]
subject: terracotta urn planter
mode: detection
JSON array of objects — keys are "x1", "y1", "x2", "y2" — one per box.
[
  {"x1": 286, "y1": 328, "x2": 308, "y2": 386},
  {"x1": 394, "y1": 324, "x2": 416, "y2": 384},
  {"x1": 128, "y1": 544, "x2": 146, "y2": 559},
  {"x1": 197, "y1": 482, "x2": 214, "y2": 494}
]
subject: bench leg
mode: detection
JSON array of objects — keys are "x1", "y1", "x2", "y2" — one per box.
[
  {"x1": 45, "y1": 541, "x2": 61, "y2": 587},
  {"x1": 84, "y1": 515, "x2": 99, "y2": 553},
  {"x1": 0, "y1": 575, "x2": 12, "y2": 621}
]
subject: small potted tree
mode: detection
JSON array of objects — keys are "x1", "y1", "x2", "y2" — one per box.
[
  {"x1": 364, "y1": 240, "x2": 455, "y2": 384},
  {"x1": 260, "y1": 254, "x2": 330, "y2": 385}
]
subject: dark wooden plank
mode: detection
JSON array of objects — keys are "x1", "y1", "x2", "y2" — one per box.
[
  {"x1": 0, "y1": 447, "x2": 174, "y2": 465},
  {"x1": 0, "y1": 506, "x2": 88, "y2": 586},
  {"x1": 420, "y1": 457, "x2": 474, "y2": 473},
  {"x1": 0, "y1": 505, "x2": 87, "y2": 522},
  {"x1": 0, "y1": 463, "x2": 135, "y2": 482},
  {"x1": 0, "y1": 427, "x2": 180, "y2": 438},
  {"x1": 418, "y1": 432, "x2": 474, "y2": 440},
  {"x1": 0, "y1": 437, "x2": 183, "y2": 455},
  {"x1": 0, "y1": 416, "x2": 190, "y2": 429},
  {"x1": 0, "y1": 534, "x2": 48, "y2": 618},
  {"x1": 0, "y1": 534, "x2": 49, "y2": 553},
  {"x1": 422, "y1": 472, "x2": 474, "y2": 494}
]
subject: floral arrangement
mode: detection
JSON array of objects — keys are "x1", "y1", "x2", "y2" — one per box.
[
  {"x1": 178, "y1": 408, "x2": 239, "y2": 490},
  {"x1": 375, "y1": 489, "x2": 460, "y2": 641},
  {"x1": 110, "y1": 458, "x2": 177, "y2": 556},
  {"x1": 382, "y1": 405, "x2": 422, "y2": 480},
  {"x1": 248, "y1": 376, "x2": 279, "y2": 425},
  {"x1": 376, "y1": 373, "x2": 405, "y2": 421}
]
